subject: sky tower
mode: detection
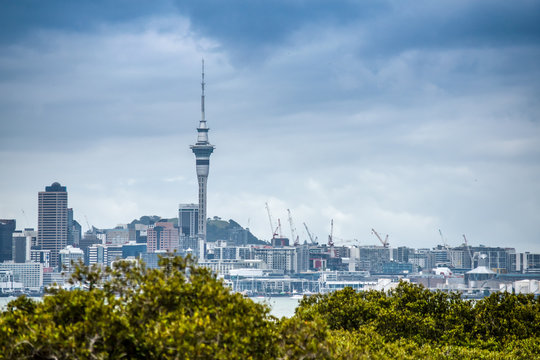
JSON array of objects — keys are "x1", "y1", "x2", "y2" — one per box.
[{"x1": 190, "y1": 59, "x2": 215, "y2": 259}]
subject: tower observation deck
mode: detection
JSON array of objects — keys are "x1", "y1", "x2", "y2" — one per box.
[{"x1": 190, "y1": 59, "x2": 215, "y2": 259}]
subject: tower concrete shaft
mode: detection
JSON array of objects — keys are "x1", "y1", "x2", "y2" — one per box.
[{"x1": 190, "y1": 60, "x2": 215, "y2": 258}]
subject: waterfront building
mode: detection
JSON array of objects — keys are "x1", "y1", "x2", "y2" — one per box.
[
  {"x1": 0, "y1": 219, "x2": 16, "y2": 262},
  {"x1": 0, "y1": 269, "x2": 24, "y2": 294},
  {"x1": 470, "y1": 245, "x2": 514, "y2": 273},
  {"x1": 190, "y1": 60, "x2": 215, "y2": 260},
  {"x1": 0, "y1": 261, "x2": 43, "y2": 291},
  {"x1": 43, "y1": 269, "x2": 64, "y2": 287},
  {"x1": 253, "y1": 246, "x2": 297, "y2": 274},
  {"x1": 357, "y1": 246, "x2": 391, "y2": 273},
  {"x1": 147, "y1": 222, "x2": 179, "y2": 253},
  {"x1": 58, "y1": 245, "x2": 84, "y2": 272},
  {"x1": 508, "y1": 252, "x2": 540, "y2": 274},
  {"x1": 296, "y1": 244, "x2": 310, "y2": 273},
  {"x1": 38, "y1": 182, "x2": 68, "y2": 268}
]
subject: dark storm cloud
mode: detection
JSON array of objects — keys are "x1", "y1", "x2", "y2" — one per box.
[
  {"x1": 172, "y1": 1, "x2": 540, "y2": 63},
  {"x1": 0, "y1": 0, "x2": 173, "y2": 44},
  {"x1": 171, "y1": 0, "x2": 386, "y2": 59}
]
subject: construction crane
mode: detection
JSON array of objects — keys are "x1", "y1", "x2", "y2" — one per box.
[
  {"x1": 328, "y1": 219, "x2": 335, "y2": 247},
  {"x1": 84, "y1": 215, "x2": 93, "y2": 233},
  {"x1": 277, "y1": 218, "x2": 283, "y2": 239},
  {"x1": 287, "y1": 209, "x2": 299, "y2": 246},
  {"x1": 438, "y1": 229, "x2": 449, "y2": 249},
  {"x1": 462, "y1": 234, "x2": 475, "y2": 267},
  {"x1": 328, "y1": 219, "x2": 335, "y2": 258},
  {"x1": 265, "y1": 202, "x2": 278, "y2": 240},
  {"x1": 303, "y1": 223, "x2": 318, "y2": 244},
  {"x1": 371, "y1": 228, "x2": 389, "y2": 248}
]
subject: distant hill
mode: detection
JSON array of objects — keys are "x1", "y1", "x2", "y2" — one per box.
[
  {"x1": 128, "y1": 215, "x2": 265, "y2": 245},
  {"x1": 206, "y1": 218, "x2": 265, "y2": 244}
]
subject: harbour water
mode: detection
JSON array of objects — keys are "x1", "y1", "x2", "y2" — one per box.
[
  {"x1": 1, "y1": 295, "x2": 302, "y2": 318},
  {"x1": 250, "y1": 296, "x2": 302, "y2": 318}
]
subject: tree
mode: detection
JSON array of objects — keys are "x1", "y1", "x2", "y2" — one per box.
[{"x1": 0, "y1": 256, "x2": 294, "y2": 359}]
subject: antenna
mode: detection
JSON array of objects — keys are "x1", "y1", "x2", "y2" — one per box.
[{"x1": 201, "y1": 58, "x2": 205, "y2": 123}]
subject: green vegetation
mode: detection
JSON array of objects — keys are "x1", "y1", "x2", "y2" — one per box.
[
  {"x1": 129, "y1": 215, "x2": 263, "y2": 244},
  {"x1": 1, "y1": 258, "x2": 539, "y2": 359},
  {"x1": 296, "y1": 282, "x2": 540, "y2": 359},
  {"x1": 206, "y1": 218, "x2": 263, "y2": 244}
]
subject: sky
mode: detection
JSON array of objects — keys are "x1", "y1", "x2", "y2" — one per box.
[{"x1": 1, "y1": 0, "x2": 539, "y2": 252}]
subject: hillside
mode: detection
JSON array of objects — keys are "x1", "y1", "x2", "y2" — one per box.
[{"x1": 128, "y1": 215, "x2": 264, "y2": 245}]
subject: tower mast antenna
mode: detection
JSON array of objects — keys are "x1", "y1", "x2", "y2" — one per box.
[
  {"x1": 201, "y1": 58, "x2": 205, "y2": 124},
  {"x1": 191, "y1": 59, "x2": 215, "y2": 260}
]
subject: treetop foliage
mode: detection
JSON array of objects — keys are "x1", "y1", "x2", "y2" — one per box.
[{"x1": 1, "y1": 259, "x2": 539, "y2": 359}]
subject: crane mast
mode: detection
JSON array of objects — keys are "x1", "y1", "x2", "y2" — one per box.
[
  {"x1": 462, "y1": 234, "x2": 474, "y2": 268},
  {"x1": 287, "y1": 209, "x2": 299, "y2": 246},
  {"x1": 328, "y1": 219, "x2": 334, "y2": 246},
  {"x1": 303, "y1": 223, "x2": 318, "y2": 244},
  {"x1": 438, "y1": 229, "x2": 449, "y2": 249},
  {"x1": 371, "y1": 228, "x2": 389, "y2": 248},
  {"x1": 265, "y1": 202, "x2": 278, "y2": 240}
]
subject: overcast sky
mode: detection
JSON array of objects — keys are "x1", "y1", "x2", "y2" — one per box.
[{"x1": 1, "y1": 1, "x2": 539, "y2": 252}]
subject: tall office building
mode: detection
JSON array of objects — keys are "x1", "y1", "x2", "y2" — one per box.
[
  {"x1": 38, "y1": 182, "x2": 68, "y2": 268},
  {"x1": 178, "y1": 203, "x2": 199, "y2": 237},
  {"x1": 190, "y1": 60, "x2": 215, "y2": 259},
  {"x1": 178, "y1": 203, "x2": 199, "y2": 252},
  {"x1": 0, "y1": 219, "x2": 16, "y2": 262}
]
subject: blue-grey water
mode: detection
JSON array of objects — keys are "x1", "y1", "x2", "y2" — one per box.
[
  {"x1": 1, "y1": 296, "x2": 301, "y2": 318},
  {"x1": 250, "y1": 296, "x2": 301, "y2": 318}
]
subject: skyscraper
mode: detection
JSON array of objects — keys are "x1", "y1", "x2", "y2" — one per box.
[
  {"x1": 38, "y1": 182, "x2": 68, "y2": 268},
  {"x1": 178, "y1": 203, "x2": 199, "y2": 252},
  {"x1": 178, "y1": 203, "x2": 199, "y2": 237},
  {"x1": 190, "y1": 60, "x2": 215, "y2": 259},
  {"x1": 0, "y1": 219, "x2": 16, "y2": 262}
]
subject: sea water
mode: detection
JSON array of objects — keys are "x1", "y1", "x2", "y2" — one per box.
[{"x1": 1, "y1": 296, "x2": 302, "y2": 318}]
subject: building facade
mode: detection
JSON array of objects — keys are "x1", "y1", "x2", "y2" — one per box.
[
  {"x1": 0, "y1": 219, "x2": 16, "y2": 262},
  {"x1": 38, "y1": 182, "x2": 68, "y2": 268},
  {"x1": 58, "y1": 245, "x2": 84, "y2": 272},
  {"x1": 147, "y1": 222, "x2": 179, "y2": 253}
]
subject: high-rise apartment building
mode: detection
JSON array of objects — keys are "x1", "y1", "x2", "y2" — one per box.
[
  {"x1": 190, "y1": 60, "x2": 215, "y2": 260},
  {"x1": 38, "y1": 182, "x2": 68, "y2": 268},
  {"x1": 0, "y1": 219, "x2": 16, "y2": 262},
  {"x1": 147, "y1": 222, "x2": 179, "y2": 253}
]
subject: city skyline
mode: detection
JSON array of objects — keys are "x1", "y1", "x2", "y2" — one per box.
[{"x1": 0, "y1": 1, "x2": 539, "y2": 252}]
